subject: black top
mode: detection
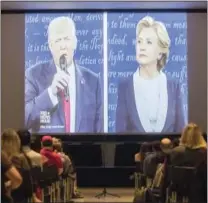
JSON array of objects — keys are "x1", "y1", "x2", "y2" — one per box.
[
  {"x1": 170, "y1": 145, "x2": 207, "y2": 167},
  {"x1": 1, "y1": 151, "x2": 13, "y2": 203},
  {"x1": 170, "y1": 146, "x2": 207, "y2": 203}
]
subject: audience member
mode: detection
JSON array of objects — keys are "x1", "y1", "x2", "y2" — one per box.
[
  {"x1": 17, "y1": 129, "x2": 43, "y2": 168},
  {"x1": 171, "y1": 123, "x2": 207, "y2": 166},
  {"x1": 52, "y1": 138, "x2": 83, "y2": 198},
  {"x1": 135, "y1": 140, "x2": 162, "y2": 162},
  {"x1": 160, "y1": 138, "x2": 173, "y2": 154},
  {"x1": 170, "y1": 123, "x2": 207, "y2": 203},
  {"x1": 1, "y1": 150, "x2": 22, "y2": 203},
  {"x1": 135, "y1": 138, "x2": 173, "y2": 178},
  {"x1": 52, "y1": 138, "x2": 72, "y2": 174},
  {"x1": 1, "y1": 129, "x2": 31, "y2": 170},
  {"x1": 1, "y1": 128, "x2": 41, "y2": 203},
  {"x1": 40, "y1": 135, "x2": 63, "y2": 175},
  {"x1": 1, "y1": 124, "x2": 206, "y2": 203},
  {"x1": 17, "y1": 129, "x2": 47, "y2": 201}
]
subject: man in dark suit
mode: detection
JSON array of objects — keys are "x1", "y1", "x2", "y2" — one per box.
[{"x1": 25, "y1": 16, "x2": 103, "y2": 133}]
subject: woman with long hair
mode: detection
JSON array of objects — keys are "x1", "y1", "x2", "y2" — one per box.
[
  {"x1": 170, "y1": 123, "x2": 207, "y2": 203},
  {"x1": 1, "y1": 128, "x2": 41, "y2": 203}
]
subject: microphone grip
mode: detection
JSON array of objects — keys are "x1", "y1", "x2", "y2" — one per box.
[
  {"x1": 64, "y1": 85, "x2": 69, "y2": 100},
  {"x1": 59, "y1": 54, "x2": 69, "y2": 100}
]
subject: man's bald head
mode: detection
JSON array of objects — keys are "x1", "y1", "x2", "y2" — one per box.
[
  {"x1": 160, "y1": 138, "x2": 173, "y2": 153},
  {"x1": 161, "y1": 138, "x2": 171, "y2": 145}
]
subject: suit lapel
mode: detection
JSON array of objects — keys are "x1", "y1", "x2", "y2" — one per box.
[
  {"x1": 46, "y1": 60, "x2": 57, "y2": 79},
  {"x1": 128, "y1": 77, "x2": 145, "y2": 132},
  {"x1": 75, "y1": 65, "x2": 85, "y2": 132}
]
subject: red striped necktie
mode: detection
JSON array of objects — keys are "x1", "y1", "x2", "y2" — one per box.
[{"x1": 60, "y1": 91, "x2": 70, "y2": 133}]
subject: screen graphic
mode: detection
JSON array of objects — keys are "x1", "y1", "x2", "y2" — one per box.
[{"x1": 25, "y1": 12, "x2": 187, "y2": 134}]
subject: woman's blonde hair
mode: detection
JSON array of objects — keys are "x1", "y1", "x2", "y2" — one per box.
[
  {"x1": 1, "y1": 128, "x2": 21, "y2": 158},
  {"x1": 180, "y1": 123, "x2": 207, "y2": 149},
  {"x1": 136, "y1": 16, "x2": 171, "y2": 70}
]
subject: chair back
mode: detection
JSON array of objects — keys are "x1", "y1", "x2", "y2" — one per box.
[
  {"x1": 135, "y1": 161, "x2": 143, "y2": 173},
  {"x1": 31, "y1": 166, "x2": 42, "y2": 181},
  {"x1": 38, "y1": 164, "x2": 59, "y2": 187},
  {"x1": 44, "y1": 164, "x2": 59, "y2": 182},
  {"x1": 12, "y1": 168, "x2": 33, "y2": 201},
  {"x1": 169, "y1": 165, "x2": 196, "y2": 184},
  {"x1": 168, "y1": 165, "x2": 197, "y2": 194}
]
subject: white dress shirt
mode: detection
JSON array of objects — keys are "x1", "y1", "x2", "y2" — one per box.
[
  {"x1": 133, "y1": 69, "x2": 168, "y2": 132},
  {"x1": 48, "y1": 62, "x2": 76, "y2": 133}
]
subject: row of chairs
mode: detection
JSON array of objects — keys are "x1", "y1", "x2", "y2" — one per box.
[
  {"x1": 12, "y1": 164, "x2": 74, "y2": 203},
  {"x1": 165, "y1": 165, "x2": 197, "y2": 203},
  {"x1": 134, "y1": 162, "x2": 198, "y2": 203}
]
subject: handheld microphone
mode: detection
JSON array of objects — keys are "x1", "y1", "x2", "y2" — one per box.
[{"x1": 59, "y1": 54, "x2": 69, "y2": 100}]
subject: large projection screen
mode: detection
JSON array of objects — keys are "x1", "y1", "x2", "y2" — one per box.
[{"x1": 1, "y1": 11, "x2": 207, "y2": 134}]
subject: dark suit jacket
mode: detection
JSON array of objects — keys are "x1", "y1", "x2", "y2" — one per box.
[
  {"x1": 115, "y1": 75, "x2": 186, "y2": 133},
  {"x1": 170, "y1": 146, "x2": 207, "y2": 203},
  {"x1": 25, "y1": 60, "x2": 103, "y2": 133}
]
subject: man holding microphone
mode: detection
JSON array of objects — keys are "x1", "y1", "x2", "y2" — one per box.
[{"x1": 25, "y1": 16, "x2": 103, "y2": 134}]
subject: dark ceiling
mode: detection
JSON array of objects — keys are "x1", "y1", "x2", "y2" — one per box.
[{"x1": 1, "y1": 1, "x2": 207, "y2": 11}]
